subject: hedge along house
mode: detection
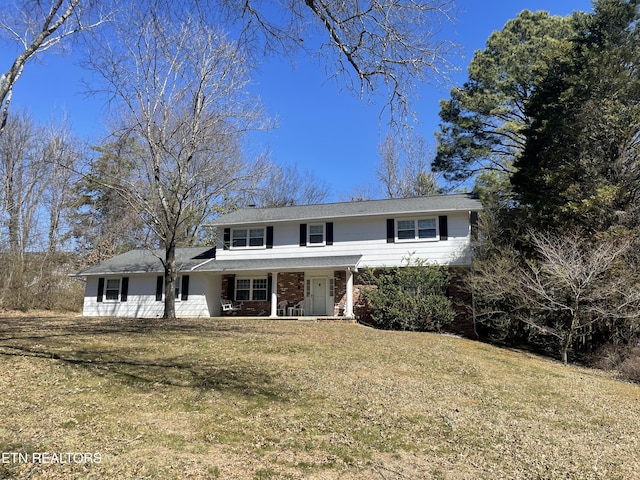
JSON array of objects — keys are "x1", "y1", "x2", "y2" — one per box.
[{"x1": 77, "y1": 194, "x2": 482, "y2": 319}]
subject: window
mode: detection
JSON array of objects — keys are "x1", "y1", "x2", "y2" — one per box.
[
  {"x1": 174, "y1": 276, "x2": 181, "y2": 300},
  {"x1": 397, "y1": 220, "x2": 416, "y2": 240},
  {"x1": 396, "y1": 218, "x2": 437, "y2": 241},
  {"x1": 252, "y1": 278, "x2": 268, "y2": 300},
  {"x1": 105, "y1": 278, "x2": 121, "y2": 301},
  {"x1": 232, "y1": 228, "x2": 265, "y2": 248},
  {"x1": 308, "y1": 224, "x2": 325, "y2": 245},
  {"x1": 98, "y1": 277, "x2": 128, "y2": 302},
  {"x1": 235, "y1": 277, "x2": 268, "y2": 301},
  {"x1": 417, "y1": 219, "x2": 437, "y2": 239}
]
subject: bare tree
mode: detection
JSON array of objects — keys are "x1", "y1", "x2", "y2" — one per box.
[
  {"x1": 86, "y1": 9, "x2": 270, "y2": 318},
  {"x1": 471, "y1": 229, "x2": 640, "y2": 364},
  {"x1": 0, "y1": 0, "x2": 107, "y2": 134},
  {"x1": 41, "y1": 116, "x2": 82, "y2": 252},
  {"x1": 377, "y1": 133, "x2": 440, "y2": 198},
  {"x1": 0, "y1": 112, "x2": 48, "y2": 254},
  {"x1": 248, "y1": 163, "x2": 330, "y2": 207}
]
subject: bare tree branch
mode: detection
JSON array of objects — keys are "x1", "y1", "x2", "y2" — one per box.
[{"x1": 0, "y1": 0, "x2": 108, "y2": 134}]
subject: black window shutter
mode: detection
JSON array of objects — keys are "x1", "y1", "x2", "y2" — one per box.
[
  {"x1": 386, "y1": 219, "x2": 395, "y2": 243},
  {"x1": 120, "y1": 277, "x2": 129, "y2": 302},
  {"x1": 266, "y1": 226, "x2": 274, "y2": 249},
  {"x1": 267, "y1": 275, "x2": 273, "y2": 303},
  {"x1": 326, "y1": 222, "x2": 333, "y2": 245},
  {"x1": 226, "y1": 276, "x2": 235, "y2": 300},
  {"x1": 155, "y1": 276, "x2": 163, "y2": 301},
  {"x1": 97, "y1": 278, "x2": 104, "y2": 302},
  {"x1": 181, "y1": 275, "x2": 190, "y2": 301},
  {"x1": 223, "y1": 228, "x2": 231, "y2": 250},
  {"x1": 439, "y1": 215, "x2": 448, "y2": 240},
  {"x1": 299, "y1": 224, "x2": 307, "y2": 246}
]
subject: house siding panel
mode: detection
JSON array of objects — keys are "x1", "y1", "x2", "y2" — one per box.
[
  {"x1": 83, "y1": 274, "x2": 212, "y2": 318},
  {"x1": 216, "y1": 212, "x2": 472, "y2": 267}
]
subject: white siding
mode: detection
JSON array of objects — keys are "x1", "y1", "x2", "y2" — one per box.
[
  {"x1": 205, "y1": 274, "x2": 223, "y2": 316},
  {"x1": 217, "y1": 212, "x2": 472, "y2": 267},
  {"x1": 83, "y1": 274, "x2": 213, "y2": 318}
]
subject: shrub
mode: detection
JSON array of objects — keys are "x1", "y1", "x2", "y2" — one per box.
[
  {"x1": 620, "y1": 354, "x2": 640, "y2": 383},
  {"x1": 590, "y1": 341, "x2": 640, "y2": 384},
  {"x1": 0, "y1": 252, "x2": 83, "y2": 312},
  {"x1": 360, "y1": 258, "x2": 454, "y2": 332}
]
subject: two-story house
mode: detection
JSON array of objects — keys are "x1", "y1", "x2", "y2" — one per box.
[{"x1": 77, "y1": 194, "x2": 481, "y2": 319}]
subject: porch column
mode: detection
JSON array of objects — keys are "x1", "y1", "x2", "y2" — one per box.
[
  {"x1": 344, "y1": 268, "x2": 354, "y2": 318},
  {"x1": 269, "y1": 272, "x2": 279, "y2": 317}
]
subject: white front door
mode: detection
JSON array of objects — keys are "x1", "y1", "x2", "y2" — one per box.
[{"x1": 311, "y1": 278, "x2": 327, "y2": 315}]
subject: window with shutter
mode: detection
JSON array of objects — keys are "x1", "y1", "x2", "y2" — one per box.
[
  {"x1": 394, "y1": 217, "x2": 441, "y2": 242},
  {"x1": 230, "y1": 227, "x2": 266, "y2": 248}
]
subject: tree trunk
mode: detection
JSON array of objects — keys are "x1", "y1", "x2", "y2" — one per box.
[
  {"x1": 561, "y1": 330, "x2": 573, "y2": 365},
  {"x1": 164, "y1": 242, "x2": 177, "y2": 319},
  {"x1": 6, "y1": 178, "x2": 20, "y2": 254}
]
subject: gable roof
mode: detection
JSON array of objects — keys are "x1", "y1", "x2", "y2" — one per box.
[{"x1": 209, "y1": 193, "x2": 481, "y2": 226}]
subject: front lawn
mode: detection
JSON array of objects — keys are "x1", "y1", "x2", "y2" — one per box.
[{"x1": 0, "y1": 315, "x2": 638, "y2": 479}]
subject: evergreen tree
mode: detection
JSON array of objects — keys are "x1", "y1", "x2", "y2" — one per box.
[
  {"x1": 513, "y1": 0, "x2": 640, "y2": 233},
  {"x1": 433, "y1": 10, "x2": 574, "y2": 186}
]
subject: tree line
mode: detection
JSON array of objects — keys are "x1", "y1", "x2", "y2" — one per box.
[{"x1": 434, "y1": 0, "x2": 640, "y2": 373}]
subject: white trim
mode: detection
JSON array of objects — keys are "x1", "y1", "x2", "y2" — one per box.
[
  {"x1": 269, "y1": 272, "x2": 279, "y2": 317},
  {"x1": 345, "y1": 269, "x2": 354, "y2": 318}
]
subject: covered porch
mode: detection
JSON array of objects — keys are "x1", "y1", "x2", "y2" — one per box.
[{"x1": 194, "y1": 255, "x2": 362, "y2": 318}]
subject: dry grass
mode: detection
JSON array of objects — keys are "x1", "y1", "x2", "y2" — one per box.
[{"x1": 0, "y1": 314, "x2": 639, "y2": 479}]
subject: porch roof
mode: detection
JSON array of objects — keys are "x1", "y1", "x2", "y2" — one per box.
[
  {"x1": 75, "y1": 250, "x2": 362, "y2": 276},
  {"x1": 193, "y1": 255, "x2": 363, "y2": 273},
  {"x1": 75, "y1": 247, "x2": 217, "y2": 276}
]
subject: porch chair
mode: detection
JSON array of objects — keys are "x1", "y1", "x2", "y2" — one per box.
[
  {"x1": 220, "y1": 298, "x2": 242, "y2": 312},
  {"x1": 277, "y1": 300, "x2": 289, "y2": 316},
  {"x1": 291, "y1": 300, "x2": 305, "y2": 316}
]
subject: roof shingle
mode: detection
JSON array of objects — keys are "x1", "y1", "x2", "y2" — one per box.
[{"x1": 209, "y1": 194, "x2": 481, "y2": 226}]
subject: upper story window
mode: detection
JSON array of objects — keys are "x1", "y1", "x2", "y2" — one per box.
[
  {"x1": 300, "y1": 222, "x2": 333, "y2": 247},
  {"x1": 232, "y1": 227, "x2": 265, "y2": 248},
  {"x1": 308, "y1": 224, "x2": 325, "y2": 245},
  {"x1": 396, "y1": 218, "x2": 437, "y2": 241}
]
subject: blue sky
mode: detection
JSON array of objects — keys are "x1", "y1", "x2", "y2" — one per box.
[{"x1": 2, "y1": 0, "x2": 594, "y2": 201}]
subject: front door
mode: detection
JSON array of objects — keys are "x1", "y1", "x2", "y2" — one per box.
[{"x1": 311, "y1": 278, "x2": 327, "y2": 315}]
